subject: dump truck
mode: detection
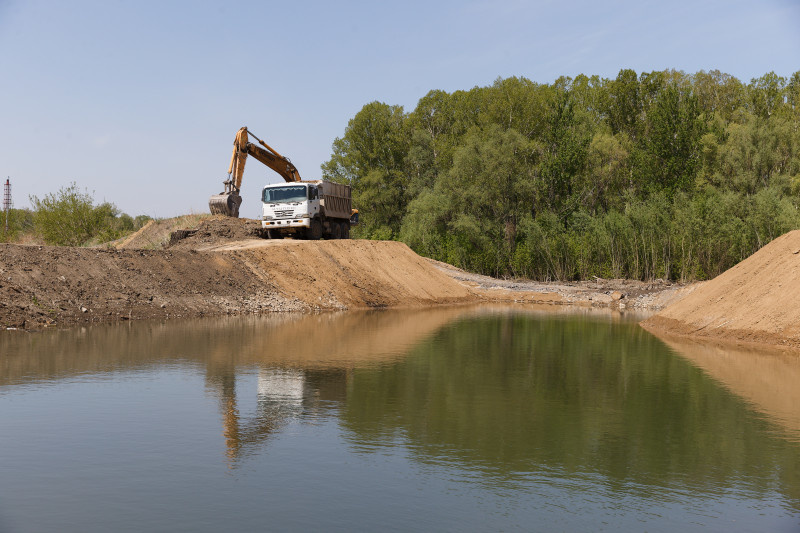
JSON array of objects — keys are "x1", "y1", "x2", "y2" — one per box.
[
  {"x1": 261, "y1": 180, "x2": 358, "y2": 240},
  {"x1": 209, "y1": 127, "x2": 358, "y2": 239}
]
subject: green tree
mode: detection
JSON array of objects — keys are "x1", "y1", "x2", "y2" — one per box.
[
  {"x1": 30, "y1": 183, "x2": 121, "y2": 246},
  {"x1": 484, "y1": 76, "x2": 549, "y2": 138},
  {"x1": 692, "y1": 70, "x2": 745, "y2": 122},
  {"x1": 403, "y1": 126, "x2": 537, "y2": 275},
  {"x1": 322, "y1": 102, "x2": 409, "y2": 239},
  {"x1": 603, "y1": 69, "x2": 642, "y2": 138},
  {"x1": 445, "y1": 126, "x2": 537, "y2": 257},
  {"x1": 638, "y1": 85, "x2": 705, "y2": 196},
  {"x1": 583, "y1": 132, "x2": 631, "y2": 212},
  {"x1": 539, "y1": 88, "x2": 590, "y2": 219},
  {"x1": 747, "y1": 72, "x2": 786, "y2": 119}
]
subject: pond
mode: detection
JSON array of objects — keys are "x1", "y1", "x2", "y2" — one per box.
[{"x1": 1, "y1": 305, "x2": 799, "y2": 532}]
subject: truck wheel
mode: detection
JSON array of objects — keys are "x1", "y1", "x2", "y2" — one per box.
[
  {"x1": 266, "y1": 229, "x2": 283, "y2": 239},
  {"x1": 332, "y1": 222, "x2": 342, "y2": 239},
  {"x1": 341, "y1": 223, "x2": 350, "y2": 239},
  {"x1": 307, "y1": 219, "x2": 322, "y2": 240}
]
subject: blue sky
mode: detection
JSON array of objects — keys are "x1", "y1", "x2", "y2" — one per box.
[{"x1": 1, "y1": 0, "x2": 798, "y2": 219}]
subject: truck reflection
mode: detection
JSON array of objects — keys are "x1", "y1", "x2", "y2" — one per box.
[
  {"x1": 209, "y1": 368, "x2": 310, "y2": 462},
  {"x1": 207, "y1": 367, "x2": 352, "y2": 463}
]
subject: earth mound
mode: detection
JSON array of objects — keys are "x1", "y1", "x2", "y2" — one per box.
[
  {"x1": 167, "y1": 216, "x2": 265, "y2": 250},
  {"x1": 113, "y1": 214, "x2": 212, "y2": 249},
  {"x1": 642, "y1": 230, "x2": 800, "y2": 349},
  {"x1": 0, "y1": 237, "x2": 475, "y2": 329}
]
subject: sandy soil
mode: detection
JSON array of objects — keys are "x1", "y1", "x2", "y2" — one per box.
[
  {"x1": 0, "y1": 217, "x2": 692, "y2": 329},
  {"x1": 642, "y1": 229, "x2": 800, "y2": 350}
]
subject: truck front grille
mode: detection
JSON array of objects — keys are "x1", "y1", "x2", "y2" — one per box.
[{"x1": 275, "y1": 210, "x2": 293, "y2": 218}]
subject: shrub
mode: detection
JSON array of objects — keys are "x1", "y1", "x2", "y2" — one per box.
[{"x1": 30, "y1": 183, "x2": 124, "y2": 246}]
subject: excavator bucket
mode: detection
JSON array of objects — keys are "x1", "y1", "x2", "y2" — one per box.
[{"x1": 209, "y1": 193, "x2": 243, "y2": 218}]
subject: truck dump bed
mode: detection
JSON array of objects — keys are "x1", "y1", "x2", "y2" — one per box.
[{"x1": 317, "y1": 180, "x2": 352, "y2": 219}]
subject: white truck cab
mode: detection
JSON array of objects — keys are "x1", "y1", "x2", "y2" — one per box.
[{"x1": 261, "y1": 183, "x2": 319, "y2": 232}]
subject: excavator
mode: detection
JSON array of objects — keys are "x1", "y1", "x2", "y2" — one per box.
[{"x1": 209, "y1": 127, "x2": 301, "y2": 218}]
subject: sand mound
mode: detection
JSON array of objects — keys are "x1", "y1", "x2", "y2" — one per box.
[{"x1": 642, "y1": 230, "x2": 800, "y2": 349}]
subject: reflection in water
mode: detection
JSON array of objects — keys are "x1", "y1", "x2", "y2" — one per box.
[
  {"x1": 337, "y1": 311, "x2": 800, "y2": 509},
  {"x1": 209, "y1": 368, "x2": 311, "y2": 463},
  {"x1": 653, "y1": 333, "x2": 800, "y2": 443},
  {"x1": 0, "y1": 305, "x2": 618, "y2": 463},
  {"x1": 1, "y1": 305, "x2": 799, "y2": 531},
  {"x1": 0, "y1": 306, "x2": 476, "y2": 382}
]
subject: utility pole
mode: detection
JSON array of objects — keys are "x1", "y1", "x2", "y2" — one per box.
[{"x1": 3, "y1": 177, "x2": 11, "y2": 235}]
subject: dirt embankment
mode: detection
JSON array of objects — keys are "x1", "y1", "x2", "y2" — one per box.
[
  {"x1": 0, "y1": 217, "x2": 690, "y2": 329},
  {"x1": 0, "y1": 239, "x2": 474, "y2": 329},
  {"x1": 642, "y1": 230, "x2": 800, "y2": 350}
]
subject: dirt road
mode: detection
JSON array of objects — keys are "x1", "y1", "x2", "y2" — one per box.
[{"x1": 0, "y1": 217, "x2": 690, "y2": 329}]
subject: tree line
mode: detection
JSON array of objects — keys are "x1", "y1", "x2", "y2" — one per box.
[{"x1": 323, "y1": 70, "x2": 800, "y2": 281}]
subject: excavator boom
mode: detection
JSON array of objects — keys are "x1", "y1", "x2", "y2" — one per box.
[{"x1": 209, "y1": 127, "x2": 301, "y2": 217}]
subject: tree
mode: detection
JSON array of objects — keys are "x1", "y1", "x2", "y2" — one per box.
[
  {"x1": 484, "y1": 76, "x2": 548, "y2": 138},
  {"x1": 539, "y1": 88, "x2": 590, "y2": 219},
  {"x1": 30, "y1": 183, "x2": 119, "y2": 246},
  {"x1": 584, "y1": 132, "x2": 631, "y2": 212},
  {"x1": 410, "y1": 126, "x2": 537, "y2": 275},
  {"x1": 747, "y1": 72, "x2": 786, "y2": 119},
  {"x1": 604, "y1": 69, "x2": 642, "y2": 138},
  {"x1": 638, "y1": 85, "x2": 705, "y2": 196},
  {"x1": 692, "y1": 70, "x2": 745, "y2": 122},
  {"x1": 322, "y1": 102, "x2": 409, "y2": 238},
  {"x1": 328, "y1": 69, "x2": 800, "y2": 281}
]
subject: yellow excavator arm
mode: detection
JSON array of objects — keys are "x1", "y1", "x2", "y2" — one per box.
[{"x1": 209, "y1": 127, "x2": 302, "y2": 217}]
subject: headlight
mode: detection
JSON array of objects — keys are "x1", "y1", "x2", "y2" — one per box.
[
  {"x1": 296, "y1": 213, "x2": 310, "y2": 218},
  {"x1": 263, "y1": 215, "x2": 273, "y2": 220}
]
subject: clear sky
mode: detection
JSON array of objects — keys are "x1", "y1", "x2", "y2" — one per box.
[{"x1": 1, "y1": 0, "x2": 798, "y2": 219}]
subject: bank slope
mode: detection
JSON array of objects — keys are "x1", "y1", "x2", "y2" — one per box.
[
  {"x1": 642, "y1": 230, "x2": 800, "y2": 349},
  {"x1": 0, "y1": 240, "x2": 476, "y2": 328}
]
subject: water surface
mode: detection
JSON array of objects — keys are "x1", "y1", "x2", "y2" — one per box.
[{"x1": 1, "y1": 306, "x2": 799, "y2": 532}]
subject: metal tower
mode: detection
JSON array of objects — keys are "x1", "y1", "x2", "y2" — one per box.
[{"x1": 3, "y1": 178, "x2": 11, "y2": 234}]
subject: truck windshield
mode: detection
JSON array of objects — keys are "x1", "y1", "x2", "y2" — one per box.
[{"x1": 262, "y1": 185, "x2": 307, "y2": 203}]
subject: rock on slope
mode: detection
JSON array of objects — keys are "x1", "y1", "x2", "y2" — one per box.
[{"x1": 642, "y1": 230, "x2": 800, "y2": 349}]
